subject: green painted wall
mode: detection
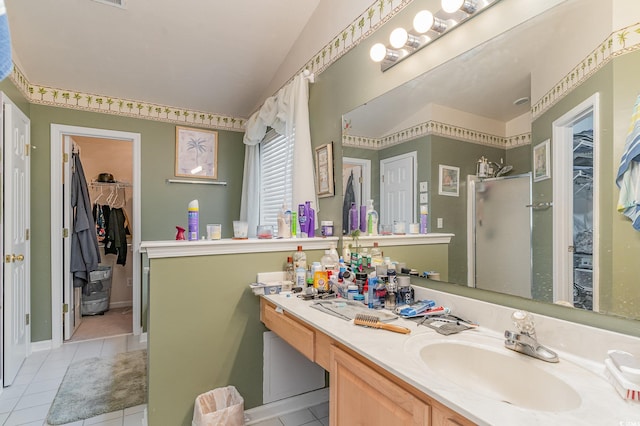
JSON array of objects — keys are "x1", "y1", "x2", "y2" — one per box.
[
  {"x1": 27, "y1": 104, "x2": 245, "y2": 342},
  {"x1": 147, "y1": 248, "x2": 326, "y2": 425},
  {"x1": 531, "y1": 59, "x2": 614, "y2": 306}
]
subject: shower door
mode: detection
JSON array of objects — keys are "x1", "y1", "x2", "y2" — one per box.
[{"x1": 472, "y1": 174, "x2": 532, "y2": 298}]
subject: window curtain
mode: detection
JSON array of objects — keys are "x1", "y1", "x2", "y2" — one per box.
[{"x1": 240, "y1": 72, "x2": 317, "y2": 237}]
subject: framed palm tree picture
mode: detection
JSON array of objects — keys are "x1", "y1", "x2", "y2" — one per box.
[{"x1": 175, "y1": 126, "x2": 218, "y2": 179}]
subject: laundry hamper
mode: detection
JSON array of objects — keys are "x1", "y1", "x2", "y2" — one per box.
[
  {"x1": 192, "y1": 386, "x2": 244, "y2": 426},
  {"x1": 81, "y1": 265, "x2": 112, "y2": 315}
]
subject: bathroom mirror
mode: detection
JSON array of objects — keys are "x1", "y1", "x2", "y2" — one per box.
[{"x1": 341, "y1": 0, "x2": 640, "y2": 323}]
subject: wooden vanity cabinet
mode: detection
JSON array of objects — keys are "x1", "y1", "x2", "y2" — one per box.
[{"x1": 260, "y1": 299, "x2": 475, "y2": 425}]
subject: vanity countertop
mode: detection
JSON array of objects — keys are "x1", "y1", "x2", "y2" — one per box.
[{"x1": 263, "y1": 287, "x2": 640, "y2": 425}]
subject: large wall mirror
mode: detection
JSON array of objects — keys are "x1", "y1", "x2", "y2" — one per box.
[{"x1": 341, "y1": 0, "x2": 640, "y2": 328}]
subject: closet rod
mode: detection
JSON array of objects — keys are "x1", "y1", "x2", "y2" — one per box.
[{"x1": 165, "y1": 179, "x2": 227, "y2": 186}]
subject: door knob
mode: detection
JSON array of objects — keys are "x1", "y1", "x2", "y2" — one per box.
[{"x1": 15, "y1": 254, "x2": 24, "y2": 262}]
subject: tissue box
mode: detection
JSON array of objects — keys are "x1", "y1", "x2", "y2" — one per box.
[{"x1": 250, "y1": 282, "x2": 282, "y2": 296}]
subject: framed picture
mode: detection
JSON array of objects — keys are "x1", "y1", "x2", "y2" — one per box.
[
  {"x1": 533, "y1": 139, "x2": 550, "y2": 182},
  {"x1": 175, "y1": 126, "x2": 218, "y2": 179},
  {"x1": 315, "y1": 142, "x2": 334, "y2": 198},
  {"x1": 438, "y1": 164, "x2": 460, "y2": 197}
]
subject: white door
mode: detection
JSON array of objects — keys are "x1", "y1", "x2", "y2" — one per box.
[
  {"x1": 380, "y1": 153, "x2": 416, "y2": 230},
  {"x1": 62, "y1": 136, "x2": 78, "y2": 340},
  {"x1": 3, "y1": 96, "x2": 30, "y2": 386}
]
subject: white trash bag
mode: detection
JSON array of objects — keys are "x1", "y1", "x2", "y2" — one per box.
[{"x1": 192, "y1": 385, "x2": 244, "y2": 426}]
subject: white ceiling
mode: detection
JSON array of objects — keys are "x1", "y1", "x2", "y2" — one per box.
[{"x1": 4, "y1": 0, "x2": 372, "y2": 118}]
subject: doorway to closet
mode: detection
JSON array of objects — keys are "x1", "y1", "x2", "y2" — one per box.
[{"x1": 50, "y1": 125, "x2": 141, "y2": 348}]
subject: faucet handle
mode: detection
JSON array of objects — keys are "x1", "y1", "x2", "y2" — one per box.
[{"x1": 511, "y1": 310, "x2": 536, "y2": 337}]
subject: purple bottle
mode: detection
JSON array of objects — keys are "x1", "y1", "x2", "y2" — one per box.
[
  {"x1": 360, "y1": 205, "x2": 367, "y2": 233},
  {"x1": 306, "y1": 201, "x2": 315, "y2": 238},
  {"x1": 349, "y1": 202, "x2": 358, "y2": 231}
]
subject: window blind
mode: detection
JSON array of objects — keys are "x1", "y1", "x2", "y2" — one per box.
[{"x1": 259, "y1": 129, "x2": 293, "y2": 228}]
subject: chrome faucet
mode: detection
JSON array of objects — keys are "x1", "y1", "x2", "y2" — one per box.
[{"x1": 504, "y1": 310, "x2": 559, "y2": 363}]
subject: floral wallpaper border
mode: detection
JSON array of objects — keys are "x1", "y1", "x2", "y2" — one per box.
[
  {"x1": 532, "y1": 21, "x2": 640, "y2": 119},
  {"x1": 342, "y1": 120, "x2": 531, "y2": 150},
  {"x1": 7, "y1": 0, "x2": 415, "y2": 132}
]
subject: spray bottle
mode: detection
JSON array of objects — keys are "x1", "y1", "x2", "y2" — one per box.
[{"x1": 187, "y1": 200, "x2": 199, "y2": 241}]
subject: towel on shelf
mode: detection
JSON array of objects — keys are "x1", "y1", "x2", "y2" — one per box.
[{"x1": 616, "y1": 95, "x2": 640, "y2": 230}]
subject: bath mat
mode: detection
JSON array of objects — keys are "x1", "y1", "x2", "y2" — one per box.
[{"x1": 46, "y1": 349, "x2": 147, "y2": 425}]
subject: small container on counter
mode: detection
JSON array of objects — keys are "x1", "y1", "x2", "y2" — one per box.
[
  {"x1": 321, "y1": 221, "x2": 334, "y2": 237},
  {"x1": 257, "y1": 225, "x2": 273, "y2": 239}
]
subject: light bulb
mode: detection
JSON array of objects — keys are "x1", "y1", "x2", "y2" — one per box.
[
  {"x1": 389, "y1": 27, "x2": 408, "y2": 49},
  {"x1": 369, "y1": 43, "x2": 387, "y2": 62},
  {"x1": 413, "y1": 10, "x2": 435, "y2": 34},
  {"x1": 442, "y1": 0, "x2": 477, "y2": 14}
]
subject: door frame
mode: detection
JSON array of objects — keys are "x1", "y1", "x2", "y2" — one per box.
[
  {"x1": 551, "y1": 93, "x2": 599, "y2": 311},
  {"x1": 50, "y1": 124, "x2": 142, "y2": 347},
  {"x1": 342, "y1": 157, "x2": 371, "y2": 206}
]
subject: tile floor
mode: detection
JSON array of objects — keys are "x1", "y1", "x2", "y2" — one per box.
[
  {"x1": 251, "y1": 402, "x2": 329, "y2": 426},
  {"x1": 0, "y1": 334, "x2": 147, "y2": 426}
]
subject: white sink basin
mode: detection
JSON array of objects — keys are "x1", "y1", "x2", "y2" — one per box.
[{"x1": 419, "y1": 342, "x2": 582, "y2": 411}]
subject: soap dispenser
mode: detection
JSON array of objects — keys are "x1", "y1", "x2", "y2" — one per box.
[{"x1": 366, "y1": 199, "x2": 378, "y2": 236}]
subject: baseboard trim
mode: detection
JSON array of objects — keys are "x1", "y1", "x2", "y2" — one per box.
[
  {"x1": 109, "y1": 301, "x2": 133, "y2": 309},
  {"x1": 244, "y1": 388, "x2": 329, "y2": 425},
  {"x1": 31, "y1": 340, "x2": 53, "y2": 352}
]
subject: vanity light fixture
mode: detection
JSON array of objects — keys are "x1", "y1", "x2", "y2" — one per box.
[{"x1": 371, "y1": 0, "x2": 500, "y2": 71}]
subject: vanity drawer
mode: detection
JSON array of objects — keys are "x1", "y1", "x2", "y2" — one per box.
[{"x1": 261, "y1": 298, "x2": 315, "y2": 361}]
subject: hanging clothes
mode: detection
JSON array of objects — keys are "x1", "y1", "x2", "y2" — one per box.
[
  {"x1": 104, "y1": 207, "x2": 128, "y2": 266},
  {"x1": 70, "y1": 152, "x2": 101, "y2": 289},
  {"x1": 616, "y1": 95, "x2": 640, "y2": 230},
  {"x1": 342, "y1": 171, "x2": 356, "y2": 235}
]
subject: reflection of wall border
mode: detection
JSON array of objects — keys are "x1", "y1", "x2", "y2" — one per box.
[
  {"x1": 343, "y1": 120, "x2": 531, "y2": 150},
  {"x1": 533, "y1": 21, "x2": 640, "y2": 119}
]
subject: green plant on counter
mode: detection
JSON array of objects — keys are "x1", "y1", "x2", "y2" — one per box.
[{"x1": 348, "y1": 229, "x2": 361, "y2": 254}]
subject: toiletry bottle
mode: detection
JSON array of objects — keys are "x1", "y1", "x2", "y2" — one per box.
[
  {"x1": 293, "y1": 245, "x2": 307, "y2": 270},
  {"x1": 366, "y1": 199, "x2": 378, "y2": 236},
  {"x1": 360, "y1": 204, "x2": 367, "y2": 233},
  {"x1": 187, "y1": 200, "x2": 199, "y2": 241},
  {"x1": 298, "y1": 204, "x2": 307, "y2": 237},
  {"x1": 321, "y1": 250, "x2": 338, "y2": 273},
  {"x1": 295, "y1": 267, "x2": 306, "y2": 290},
  {"x1": 349, "y1": 202, "x2": 358, "y2": 231},
  {"x1": 277, "y1": 204, "x2": 291, "y2": 238},
  {"x1": 367, "y1": 277, "x2": 377, "y2": 308},
  {"x1": 420, "y1": 205, "x2": 428, "y2": 234},
  {"x1": 291, "y1": 211, "x2": 298, "y2": 238},
  {"x1": 370, "y1": 242, "x2": 383, "y2": 265},
  {"x1": 306, "y1": 201, "x2": 315, "y2": 238},
  {"x1": 284, "y1": 256, "x2": 294, "y2": 283}
]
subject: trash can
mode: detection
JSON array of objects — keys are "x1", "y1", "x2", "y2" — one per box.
[
  {"x1": 81, "y1": 265, "x2": 112, "y2": 316},
  {"x1": 192, "y1": 386, "x2": 244, "y2": 426}
]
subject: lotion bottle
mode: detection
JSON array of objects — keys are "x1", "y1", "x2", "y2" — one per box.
[{"x1": 366, "y1": 199, "x2": 378, "y2": 236}]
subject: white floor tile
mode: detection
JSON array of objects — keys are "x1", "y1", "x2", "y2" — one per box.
[
  {"x1": 33, "y1": 365, "x2": 68, "y2": 382},
  {"x1": 85, "y1": 419, "x2": 123, "y2": 426},
  {"x1": 14, "y1": 389, "x2": 57, "y2": 410},
  {"x1": 0, "y1": 396, "x2": 19, "y2": 414},
  {"x1": 12, "y1": 371, "x2": 35, "y2": 386},
  {"x1": 3, "y1": 403, "x2": 49, "y2": 426},
  {"x1": 123, "y1": 404, "x2": 146, "y2": 416},
  {"x1": 252, "y1": 418, "x2": 284, "y2": 426},
  {"x1": 0, "y1": 412, "x2": 9, "y2": 424},
  {"x1": 83, "y1": 410, "x2": 123, "y2": 425},
  {"x1": 309, "y1": 402, "x2": 329, "y2": 420},
  {"x1": 280, "y1": 409, "x2": 315, "y2": 426},
  {"x1": 300, "y1": 421, "x2": 323, "y2": 426},
  {"x1": 25, "y1": 377, "x2": 63, "y2": 395},
  {"x1": 0, "y1": 384, "x2": 27, "y2": 399},
  {"x1": 319, "y1": 417, "x2": 329, "y2": 426},
  {"x1": 123, "y1": 410, "x2": 145, "y2": 426}
]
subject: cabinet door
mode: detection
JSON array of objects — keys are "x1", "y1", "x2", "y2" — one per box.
[
  {"x1": 330, "y1": 345, "x2": 430, "y2": 426},
  {"x1": 261, "y1": 299, "x2": 315, "y2": 361}
]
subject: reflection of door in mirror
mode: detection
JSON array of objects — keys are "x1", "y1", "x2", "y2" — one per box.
[
  {"x1": 380, "y1": 152, "x2": 417, "y2": 233},
  {"x1": 552, "y1": 94, "x2": 599, "y2": 312},
  {"x1": 342, "y1": 158, "x2": 371, "y2": 234}
]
